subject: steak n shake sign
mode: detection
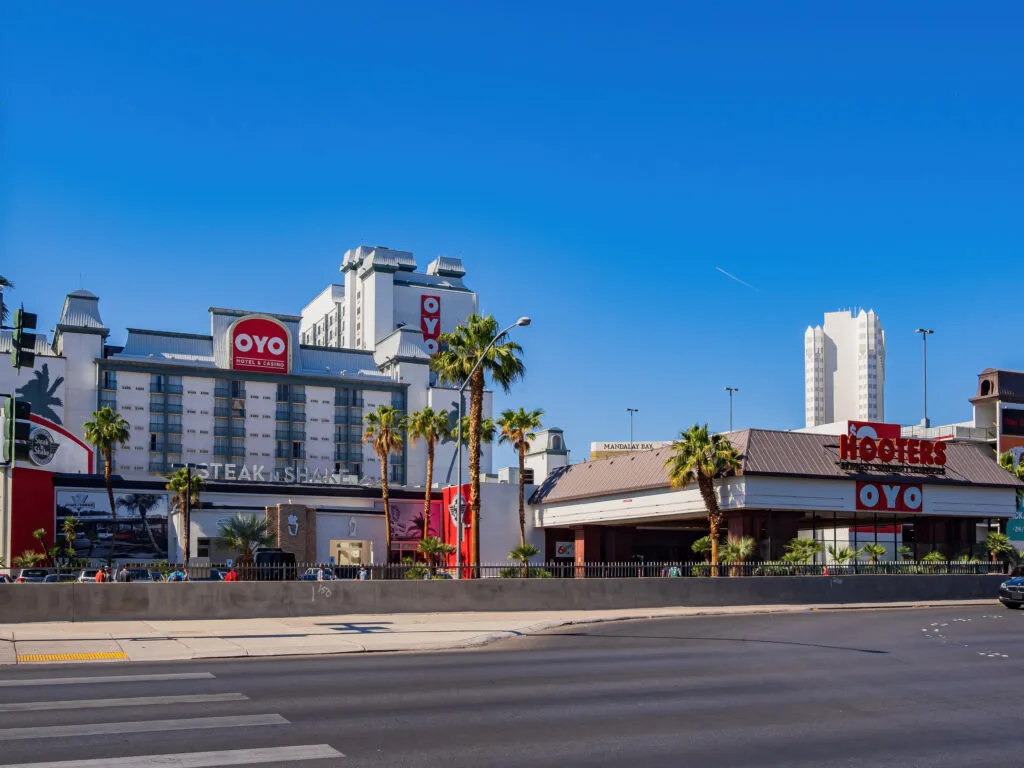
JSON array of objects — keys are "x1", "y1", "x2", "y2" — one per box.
[
  {"x1": 838, "y1": 421, "x2": 947, "y2": 476},
  {"x1": 229, "y1": 315, "x2": 292, "y2": 374}
]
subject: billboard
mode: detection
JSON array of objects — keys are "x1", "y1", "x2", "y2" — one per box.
[
  {"x1": 55, "y1": 489, "x2": 171, "y2": 561},
  {"x1": 388, "y1": 499, "x2": 442, "y2": 542},
  {"x1": 999, "y1": 407, "x2": 1024, "y2": 462},
  {"x1": 229, "y1": 315, "x2": 291, "y2": 374}
]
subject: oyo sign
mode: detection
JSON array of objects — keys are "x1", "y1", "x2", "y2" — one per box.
[
  {"x1": 230, "y1": 316, "x2": 291, "y2": 374},
  {"x1": 839, "y1": 421, "x2": 946, "y2": 472},
  {"x1": 856, "y1": 482, "x2": 923, "y2": 512},
  {"x1": 421, "y1": 295, "x2": 441, "y2": 356}
]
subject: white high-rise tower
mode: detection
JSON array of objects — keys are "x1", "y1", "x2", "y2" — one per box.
[{"x1": 804, "y1": 309, "x2": 885, "y2": 428}]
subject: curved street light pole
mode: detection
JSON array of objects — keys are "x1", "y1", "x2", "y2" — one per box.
[{"x1": 455, "y1": 317, "x2": 531, "y2": 579}]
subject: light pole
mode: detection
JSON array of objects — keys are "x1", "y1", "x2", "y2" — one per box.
[
  {"x1": 725, "y1": 387, "x2": 739, "y2": 431},
  {"x1": 915, "y1": 329, "x2": 934, "y2": 428},
  {"x1": 626, "y1": 408, "x2": 639, "y2": 447},
  {"x1": 455, "y1": 317, "x2": 531, "y2": 579}
]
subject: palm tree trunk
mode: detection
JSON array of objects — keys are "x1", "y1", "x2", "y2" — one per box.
[
  {"x1": 468, "y1": 369, "x2": 484, "y2": 569},
  {"x1": 379, "y1": 449, "x2": 393, "y2": 563},
  {"x1": 423, "y1": 440, "x2": 434, "y2": 540},
  {"x1": 518, "y1": 445, "x2": 526, "y2": 548},
  {"x1": 104, "y1": 450, "x2": 117, "y2": 567},
  {"x1": 699, "y1": 476, "x2": 720, "y2": 577}
]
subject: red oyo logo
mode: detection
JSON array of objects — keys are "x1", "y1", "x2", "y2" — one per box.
[
  {"x1": 231, "y1": 316, "x2": 290, "y2": 374},
  {"x1": 856, "y1": 482, "x2": 923, "y2": 512},
  {"x1": 420, "y1": 295, "x2": 441, "y2": 356}
]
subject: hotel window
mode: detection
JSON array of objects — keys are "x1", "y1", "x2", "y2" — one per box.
[
  {"x1": 101, "y1": 371, "x2": 117, "y2": 390},
  {"x1": 151, "y1": 374, "x2": 164, "y2": 393}
]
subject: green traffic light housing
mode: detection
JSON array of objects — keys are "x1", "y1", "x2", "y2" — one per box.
[{"x1": 9, "y1": 308, "x2": 38, "y2": 371}]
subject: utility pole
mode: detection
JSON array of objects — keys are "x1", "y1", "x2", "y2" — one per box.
[
  {"x1": 626, "y1": 408, "x2": 639, "y2": 447},
  {"x1": 725, "y1": 387, "x2": 739, "y2": 431}
]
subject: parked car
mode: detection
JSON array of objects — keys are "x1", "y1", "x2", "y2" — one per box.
[
  {"x1": 15, "y1": 568, "x2": 49, "y2": 583},
  {"x1": 252, "y1": 548, "x2": 297, "y2": 581},
  {"x1": 42, "y1": 574, "x2": 65, "y2": 583},
  {"x1": 126, "y1": 569, "x2": 155, "y2": 582},
  {"x1": 999, "y1": 575, "x2": 1024, "y2": 609},
  {"x1": 77, "y1": 569, "x2": 100, "y2": 583}
]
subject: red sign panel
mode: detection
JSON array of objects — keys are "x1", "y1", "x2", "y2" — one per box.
[
  {"x1": 847, "y1": 421, "x2": 901, "y2": 441},
  {"x1": 420, "y1": 295, "x2": 441, "y2": 356},
  {"x1": 856, "y1": 482, "x2": 923, "y2": 512},
  {"x1": 230, "y1": 316, "x2": 291, "y2": 374},
  {"x1": 839, "y1": 420, "x2": 947, "y2": 468}
]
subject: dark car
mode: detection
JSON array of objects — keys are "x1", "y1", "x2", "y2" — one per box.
[
  {"x1": 999, "y1": 575, "x2": 1024, "y2": 608},
  {"x1": 252, "y1": 549, "x2": 297, "y2": 581}
]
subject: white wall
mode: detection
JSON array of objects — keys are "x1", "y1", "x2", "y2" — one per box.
[
  {"x1": 182, "y1": 376, "x2": 214, "y2": 465},
  {"x1": 114, "y1": 371, "x2": 149, "y2": 476},
  {"x1": 479, "y1": 481, "x2": 544, "y2": 564},
  {"x1": 59, "y1": 332, "x2": 103, "y2": 439},
  {"x1": 305, "y1": 385, "x2": 334, "y2": 475}
]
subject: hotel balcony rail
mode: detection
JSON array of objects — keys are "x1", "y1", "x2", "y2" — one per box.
[
  {"x1": 275, "y1": 448, "x2": 306, "y2": 459},
  {"x1": 901, "y1": 424, "x2": 997, "y2": 441}
]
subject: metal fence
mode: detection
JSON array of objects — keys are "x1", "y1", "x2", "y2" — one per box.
[{"x1": 3, "y1": 559, "x2": 1009, "y2": 582}]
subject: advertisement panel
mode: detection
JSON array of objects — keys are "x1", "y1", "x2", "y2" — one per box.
[
  {"x1": 839, "y1": 421, "x2": 946, "y2": 475},
  {"x1": 229, "y1": 315, "x2": 291, "y2": 374},
  {"x1": 420, "y1": 295, "x2": 441, "y2": 356},
  {"x1": 389, "y1": 499, "x2": 442, "y2": 542},
  {"x1": 999, "y1": 407, "x2": 1024, "y2": 461},
  {"x1": 55, "y1": 489, "x2": 171, "y2": 561}
]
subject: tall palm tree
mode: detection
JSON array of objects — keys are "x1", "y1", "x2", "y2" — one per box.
[
  {"x1": 433, "y1": 314, "x2": 525, "y2": 566},
  {"x1": 0, "y1": 275, "x2": 13, "y2": 327},
  {"x1": 82, "y1": 406, "x2": 131, "y2": 566},
  {"x1": 166, "y1": 468, "x2": 205, "y2": 564},
  {"x1": 218, "y1": 515, "x2": 274, "y2": 566},
  {"x1": 364, "y1": 405, "x2": 404, "y2": 563},
  {"x1": 405, "y1": 407, "x2": 452, "y2": 538},
  {"x1": 442, "y1": 415, "x2": 497, "y2": 484},
  {"x1": 664, "y1": 423, "x2": 741, "y2": 575},
  {"x1": 497, "y1": 407, "x2": 544, "y2": 547}
]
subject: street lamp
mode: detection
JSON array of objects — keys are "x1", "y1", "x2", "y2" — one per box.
[
  {"x1": 455, "y1": 317, "x2": 531, "y2": 579},
  {"x1": 725, "y1": 387, "x2": 739, "y2": 431},
  {"x1": 915, "y1": 329, "x2": 934, "y2": 428},
  {"x1": 626, "y1": 408, "x2": 639, "y2": 447}
]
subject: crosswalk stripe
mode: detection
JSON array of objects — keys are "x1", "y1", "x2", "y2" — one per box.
[
  {"x1": 0, "y1": 714, "x2": 288, "y2": 741},
  {"x1": 0, "y1": 673, "x2": 215, "y2": 688},
  {"x1": 0, "y1": 692, "x2": 248, "y2": 713},
  {"x1": 0, "y1": 744, "x2": 345, "y2": 768}
]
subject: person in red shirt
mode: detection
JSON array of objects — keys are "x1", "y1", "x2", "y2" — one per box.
[
  {"x1": 223, "y1": 568, "x2": 238, "y2": 582},
  {"x1": 94, "y1": 567, "x2": 108, "y2": 583}
]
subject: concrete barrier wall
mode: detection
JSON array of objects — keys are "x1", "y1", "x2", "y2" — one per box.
[{"x1": 0, "y1": 575, "x2": 1006, "y2": 624}]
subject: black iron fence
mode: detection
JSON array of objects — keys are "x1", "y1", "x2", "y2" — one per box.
[{"x1": 3, "y1": 559, "x2": 1008, "y2": 582}]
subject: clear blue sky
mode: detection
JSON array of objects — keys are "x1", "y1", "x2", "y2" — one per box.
[{"x1": 2, "y1": 2, "x2": 1023, "y2": 467}]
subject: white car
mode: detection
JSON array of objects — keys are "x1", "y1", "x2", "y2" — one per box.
[{"x1": 77, "y1": 569, "x2": 101, "y2": 583}]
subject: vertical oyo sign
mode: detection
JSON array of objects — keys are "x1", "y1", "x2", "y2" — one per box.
[
  {"x1": 421, "y1": 295, "x2": 441, "y2": 356},
  {"x1": 230, "y1": 315, "x2": 291, "y2": 374}
]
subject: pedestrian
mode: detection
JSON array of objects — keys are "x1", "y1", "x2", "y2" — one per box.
[
  {"x1": 94, "y1": 566, "x2": 107, "y2": 583},
  {"x1": 168, "y1": 567, "x2": 186, "y2": 582},
  {"x1": 357, "y1": 564, "x2": 369, "y2": 581},
  {"x1": 223, "y1": 568, "x2": 238, "y2": 582},
  {"x1": 117, "y1": 565, "x2": 131, "y2": 583}
]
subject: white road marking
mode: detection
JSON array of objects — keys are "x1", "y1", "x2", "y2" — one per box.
[
  {"x1": 0, "y1": 744, "x2": 345, "y2": 768},
  {"x1": 0, "y1": 714, "x2": 287, "y2": 741},
  {"x1": 0, "y1": 693, "x2": 248, "y2": 713},
  {"x1": 0, "y1": 673, "x2": 215, "y2": 689}
]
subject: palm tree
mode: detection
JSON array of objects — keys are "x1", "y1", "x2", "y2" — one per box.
[
  {"x1": 497, "y1": 407, "x2": 544, "y2": 547},
  {"x1": 416, "y1": 536, "x2": 455, "y2": 578},
  {"x1": 166, "y1": 468, "x2": 205, "y2": 564},
  {"x1": 82, "y1": 406, "x2": 131, "y2": 566},
  {"x1": 720, "y1": 535, "x2": 757, "y2": 577},
  {"x1": 61, "y1": 516, "x2": 78, "y2": 559},
  {"x1": 0, "y1": 275, "x2": 13, "y2": 327},
  {"x1": 985, "y1": 532, "x2": 1014, "y2": 563},
  {"x1": 827, "y1": 545, "x2": 859, "y2": 564},
  {"x1": 433, "y1": 314, "x2": 525, "y2": 567},
  {"x1": 664, "y1": 424, "x2": 741, "y2": 575},
  {"x1": 782, "y1": 537, "x2": 823, "y2": 564},
  {"x1": 405, "y1": 407, "x2": 452, "y2": 538},
  {"x1": 442, "y1": 414, "x2": 497, "y2": 484},
  {"x1": 861, "y1": 542, "x2": 887, "y2": 564},
  {"x1": 218, "y1": 515, "x2": 274, "y2": 567},
  {"x1": 508, "y1": 543, "x2": 541, "y2": 578},
  {"x1": 117, "y1": 493, "x2": 162, "y2": 553},
  {"x1": 364, "y1": 405, "x2": 404, "y2": 563},
  {"x1": 691, "y1": 535, "x2": 714, "y2": 562}
]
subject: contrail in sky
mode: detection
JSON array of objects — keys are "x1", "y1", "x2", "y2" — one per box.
[{"x1": 715, "y1": 266, "x2": 760, "y2": 292}]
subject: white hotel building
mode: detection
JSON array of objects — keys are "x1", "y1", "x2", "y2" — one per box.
[{"x1": 1, "y1": 246, "x2": 492, "y2": 490}]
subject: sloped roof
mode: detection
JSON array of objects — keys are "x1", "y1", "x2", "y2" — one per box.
[
  {"x1": 426, "y1": 256, "x2": 466, "y2": 278},
  {"x1": 971, "y1": 369, "x2": 1024, "y2": 404},
  {"x1": 374, "y1": 328, "x2": 431, "y2": 366},
  {"x1": 297, "y1": 345, "x2": 391, "y2": 381},
  {"x1": 58, "y1": 290, "x2": 107, "y2": 332},
  {"x1": 531, "y1": 429, "x2": 1021, "y2": 505},
  {"x1": 114, "y1": 330, "x2": 216, "y2": 366},
  {"x1": 0, "y1": 330, "x2": 59, "y2": 357}
]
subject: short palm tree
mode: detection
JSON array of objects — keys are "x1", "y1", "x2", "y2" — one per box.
[
  {"x1": 416, "y1": 536, "x2": 455, "y2": 578},
  {"x1": 691, "y1": 535, "x2": 714, "y2": 562},
  {"x1": 985, "y1": 532, "x2": 1014, "y2": 563},
  {"x1": 827, "y1": 545, "x2": 859, "y2": 564},
  {"x1": 165, "y1": 468, "x2": 205, "y2": 565},
  {"x1": 664, "y1": 424, "x2": 741, "y2": 575},
  {"x1": 433, "y1": 314, "x2": 525, "y2": 567},
  {"x1": 860, "y1": 542, "x2": 887, "y2": 564},
  {"x1": 720, "y1": 535, "x2": 757, "y2": 577},
  {"x1": 218, "y1": 515, "x2": 274, "y2": 567},
  {"x1": 897, "y1": 544, "x2": 914, "y2": 560},
  {"x1": 782, "y1": 537, "x2": 823, "y2": 565},
  {"x1": 922, "y1": 550, "x2": 947, "y2": 563},
  {"x1": 82, "y1": 406, "x2": 131, "y2": 566},
  {"x1": 508, "y1": 543, "x2": 541, "y2": 577},
  {"x1": 0, "y1": 275, "x2": 13, "y2": 326},
  {"x1": 405, "y1": 407, "x2": 452, "y2": 538},
  {"x1": 364, "y1": 405, "x2": 404, "y2": 562},
  {"x1": 497, "y1": 407, "x2": 544, "y2": 547}
]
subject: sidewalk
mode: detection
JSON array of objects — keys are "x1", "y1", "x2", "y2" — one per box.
[{"x1": 0, "y1": 600, "x2": 995, "y2": 665}]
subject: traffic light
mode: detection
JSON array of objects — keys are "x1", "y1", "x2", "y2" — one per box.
[
  {"x1": 9, "y1": 308, "x2": 37, "y2": 371},
  {"x1": 2, "y1": 396, "x2": 30, "y2": 464}
]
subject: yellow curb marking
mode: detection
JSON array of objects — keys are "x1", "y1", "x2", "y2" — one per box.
[{"x1": 17, "y1": 652, "x2": 128, "y2": 663}]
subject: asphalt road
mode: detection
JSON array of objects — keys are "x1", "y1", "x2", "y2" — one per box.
[{"x1": 0, "y1": 605, "x2": 1022, "y2": 767}]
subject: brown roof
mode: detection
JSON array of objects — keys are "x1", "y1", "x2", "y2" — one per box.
[
  {"x1": 970, "y1": 368, "x2": 1024, "y2": 405},
  {"x1": 530, "y1": 429, "x2": 1021, "y2": 505}
]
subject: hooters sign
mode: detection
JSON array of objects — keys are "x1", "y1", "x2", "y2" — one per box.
[
  {"x1": 421, "y1": 295, "x2": 441, "y2": 356},
  {"x1": 230, "y1": 315, "x2": 291, "y2": 374},
  {"x1": 838, "y1": 421, "x2": 946, "y2": 475}
]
